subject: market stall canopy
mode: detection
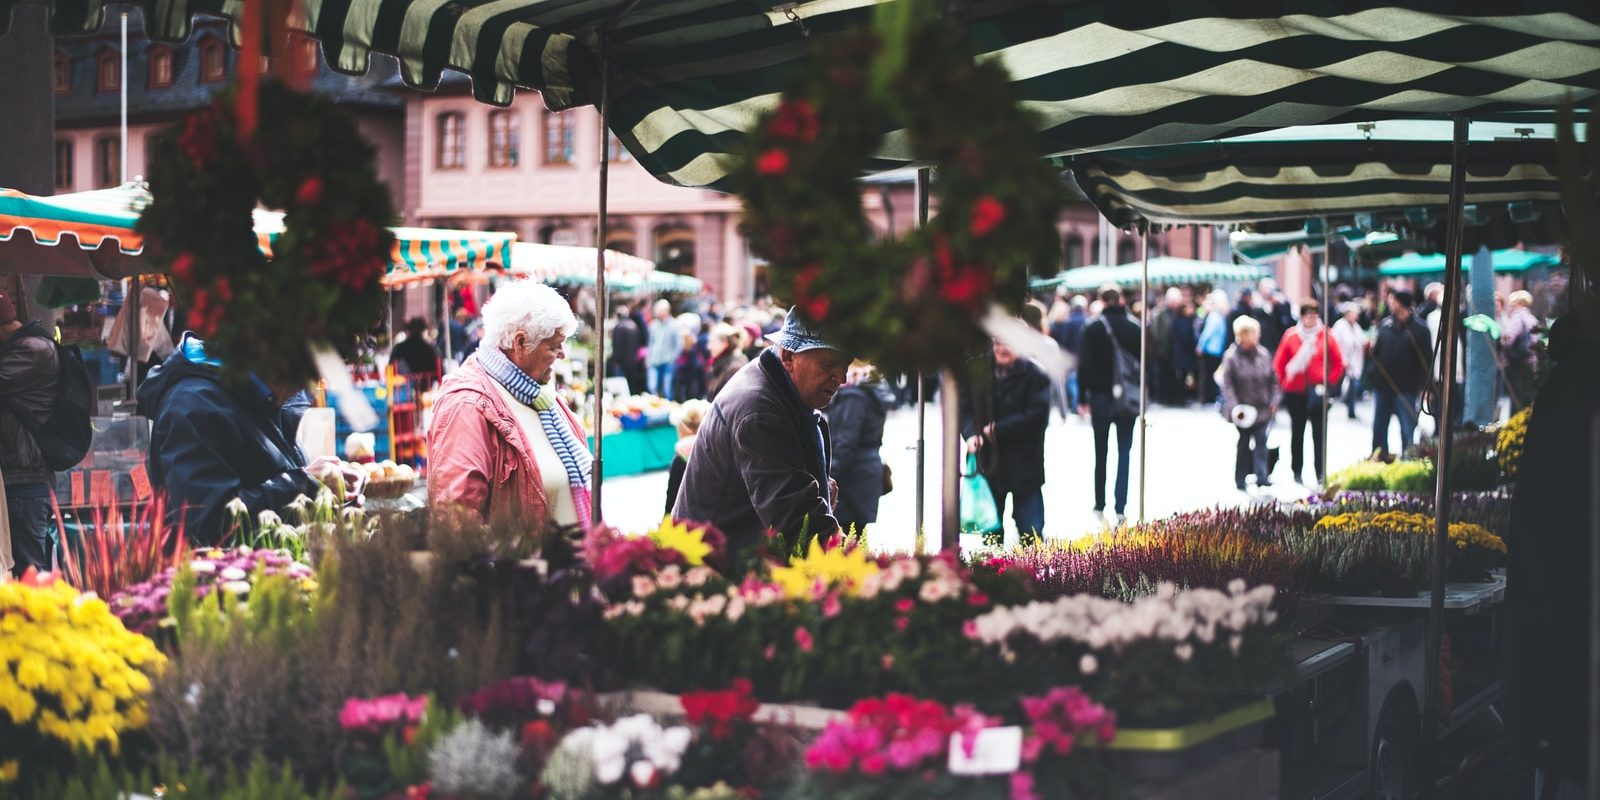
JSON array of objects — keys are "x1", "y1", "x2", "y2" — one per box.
[
  {"x1": 504, "y1": 241, "x2": 699, "y2": 293},
  {"x1": 1032, "y1": 257, "x2": 1268, "y2": 293},
  {"x1": 22, "y1": 2, "x2": 1600, "y2": 191},
  {"x1": 1230, "y1": 228, "x2": 1402, "y2": 265},
  {"x1": 1070, "y1": 116, "x2": 1577, "y2": 229},
  {"x1": 0, "y1": 184, "x2": 515, "y2": 284},
  {"x1": 1377, "y1": 247, "x2": 1561, "y2": 275}
]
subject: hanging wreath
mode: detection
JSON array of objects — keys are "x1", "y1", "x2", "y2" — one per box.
[
  {"x1": 735, "y1": 12, "x2": 1067, "y2": 372},
  {"x1": 138, "y1": 80, "x2": 395, "y2": 388}
]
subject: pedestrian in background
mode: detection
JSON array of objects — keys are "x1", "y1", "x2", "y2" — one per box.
[
  {"x1": 1049, "y1": 295, "x2": 1089, "y2": 412},
  {"x1": 706, "y1": 323, "x2": 749, "y2": 402},
  {"x1": 1149, "y1": 288, "x2": 1182, "y2": 404},
  {"x1": 1331, "y1": 302, "x2": 1367, "y2": 420},
  {"x1": 672, "y1": 313, "x2": 709, "y2": 401},
  {"x1": 1169, "y1": 296, "x2": 1198, "y2": 406},
  {"x1": 609, "y1": 305, "x2": 647, "y2": 395},
  {"x1": 1500, "y1": 289, "x2": 1541, "y2": 413},
  {"x1": 664, "y1": 399, "x2": 710, "y2": 515},
  {"x1": 827, "y1": 363, "x2": 895, "y2": 536},
  {"x1": 1220, "y1": 315, "x2": 1280, "y2": 491},
  {"x1": 1197, "y1": 291, "x2": 1229, "y2": 404},
  {"x1": 646, "y1": 299, "x2": 682, "y2": 399},
  {"x1": 1370, "y1": 291, "x2": 1431, "y2": 459},
  {"x1": 1273, "y1": 299, "x2": 1344, "y2": 485},
  {"x1": 0, "y1": 290, "x2": 61, "y2": 575},
  {"x1": 964, "y1": 339, "x2": 1052, "y2": 543},
  {"x1": 1078, "y1": 286, "x2": 1141, "y2": 524}
]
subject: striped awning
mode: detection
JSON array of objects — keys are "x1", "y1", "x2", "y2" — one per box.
[
  {"x1": 0, "y1": 184, "x2": 515, "y2": 284},
  {"x1": 27, "y1": 2, "x2": 1600, "y2": 191},
  {"x1": 1032, "y1": 257, "x2": 1268, "y2": 293},
  {"x1": 506, "y1": 242, "x2": 699, "y2": 294},
  {"x1": 1070, "y1": 117, "x2": 1576, "y2": 229},
  {"x1": 1378, "y1": 247, "x2": 1561, "y2": 275}
]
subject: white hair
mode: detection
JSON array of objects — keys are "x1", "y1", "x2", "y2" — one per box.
[{"x1": 481, "y1": 281, "x2": 578, "y2": 351}]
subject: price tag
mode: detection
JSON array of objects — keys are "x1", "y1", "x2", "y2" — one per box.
[
  {"x1": 948, "y1": 726, "x2": 1023, "y2": 776},
  {"x1": 70, "y1": 471, "x2": 86, "y2": 506},
  {"x1": 90, "y1": 470, "x2": 114, "y2": 508},
  {"x1": 130, "y1": 463, "x2": 153, "y2": 501}
]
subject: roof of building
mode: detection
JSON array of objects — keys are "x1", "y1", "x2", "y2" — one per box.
[{"x1": 55, "y1": 8, "x2": 402, "y2": 127}]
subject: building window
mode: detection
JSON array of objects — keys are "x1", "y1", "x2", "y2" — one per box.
[
  {"x1": 54, "y1": 140, "x2": 74, "y2": 190},
  {"x1": 199, "y1": 39, "x2": 226, "y2": 83},
  {"x1": 543, "y1": 110, "x2": 575, "y2": 166},
  {"x1": 488, "y1": 110, "x2": 519, "y2": 168},
  {"x1": 97, "y1": 50, "x2": 120, "y2": 93},
  {"x1": 1117, "y1": 239, "x2": 1137, "y2": 265},
  {"x1": 95, "y1": 137, "x2": 120, "y2": 188},
  {"x1": 655, "y1": 226, "x2": 696, "y2": 274},
  {"x1": 1064, "y1": 234, "x2": 1085, "y2": 268},
  {"x1": 54, "y1": 54, "x2": 70, "y2": 94},
  {"x1": 436, "y1": 112, "x2": 466, "y2": 169},
  {"x1": 604, "y1": 232, "x2": 635, "y2": 255},
  {"x1": 607, "y1": 131, "x2": 631, "y2": 163},
  {"x1": 148, "y1": 45, "x2": 173, "y2": 88}
]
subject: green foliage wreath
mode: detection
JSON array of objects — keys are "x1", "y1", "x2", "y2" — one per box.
[
  {"x1": 735, "y1": 14, "x2": 1067, "y2": 372},
  {"x1": 139, "y1": 81, "x2": 395, "y2": 388}
]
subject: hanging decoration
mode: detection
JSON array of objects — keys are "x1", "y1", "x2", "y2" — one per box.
[
  {"x1": 735, "y1": 8, "x2": 1067, "y2": 372},
  {"x1": 138, "y1": 80, "x2": 396, "y2": 388}
]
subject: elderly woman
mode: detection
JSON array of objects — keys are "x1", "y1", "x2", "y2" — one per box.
[
  {"x1": 1501, "y1": 290, "x2": 1541, "y2": 413},
  {"x1": 1221, "y1": 315, "x2": 1281, "y2": 491},
  {"x1": 706, "y1": 322, "x2": 750, "y2": 402},
  {"x1": 429, "y1": 282, "x2": 591, "y2": 525}
]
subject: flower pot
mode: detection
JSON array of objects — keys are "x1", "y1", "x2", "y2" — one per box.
[{"x1": 1107, "y1": 699, "x2": 1274, "y2": 785}]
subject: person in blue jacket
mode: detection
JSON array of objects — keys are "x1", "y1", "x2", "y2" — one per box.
[{"x1": 137, "y1": 334, "x2": 351, "y2": 545}]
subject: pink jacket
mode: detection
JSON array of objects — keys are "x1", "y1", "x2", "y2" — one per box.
[{"x1": 427, "y1": 354, "x2": 587, "y2": 523}]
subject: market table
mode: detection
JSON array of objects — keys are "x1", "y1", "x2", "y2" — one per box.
[{"x1": 589, "y1": 425, "x2": 678, "y2": 478}]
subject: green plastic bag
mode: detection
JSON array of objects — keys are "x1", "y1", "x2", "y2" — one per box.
[{"x1": 960, "y1": 453, "x2": 1000, "y2": 534}]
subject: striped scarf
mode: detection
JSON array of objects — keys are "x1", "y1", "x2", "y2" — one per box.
[{"x1": 478, "y1": 346, "x2": 592, "y2": 522}]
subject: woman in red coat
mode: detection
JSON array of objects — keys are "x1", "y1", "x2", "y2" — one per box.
[{"x1": 1272, "y1": 299, "x2": 1345, "y2": 486}]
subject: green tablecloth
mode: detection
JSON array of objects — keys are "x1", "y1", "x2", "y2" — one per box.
[{"x1": 588, "y1": 425, "x2": 678, "y2": 478}]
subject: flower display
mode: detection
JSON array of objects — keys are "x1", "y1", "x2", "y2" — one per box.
[
  {"x1": 0, "y1": 571, "x2": 165, "y2": 785},
  {"x1": 680, "y1": 679, "x2": 761, "y2": 741},
  {"x1": 1288, "y1": 510, "x2": 1507, "y2": 594},
  {"x1": 585, "y1": 521, "x2": 727, "y2": 587},
  {"x1": 769, "y1": 539, "x2": 881, "y2": 599},
  {"x1": 339, "y1": 693, "x2": 429, "y2": 734},
  {"x1": 428, "y1": 718, "x2": 524, "y2": 799},
  {"x1": 109, "y1": 546, "x2": 315, "y2": 635},
  {"x1": 1312, "y1": 511, "x2": 1505, "y2": 554},
  {"x1": 1019, "y1": 687, "x2": 1116, "y2": 760},
  {"x1": 457, "y1": 676, "x2": 578, "y2": 730},
  {"x1": 804, "y1": 694, "x2": 998, "y2": 775},
  {"x1": 542, "y1": 714, "x2": 693, "y2": 796},
  {"x1": 1495, "y1": 405, "x2": 1531, "y2": 483}
]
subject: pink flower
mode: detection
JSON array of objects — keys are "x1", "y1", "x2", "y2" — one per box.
[
  {"x1": 881, "y1": 653, "x2": 896, "y2": 670},
  {"x1": 963, "y1": 619, "x2": 978, "y2": 638},
  {"x1": 764, "y1": 643, "x2": 777, "y2": 661},
  {"x1": 895, "y1": 616, "x2": 910, "y2": 631},
  {"x1": 1010, "y1": 770, "x2": 1039, "y2": 800},
  {"x1": 794, "y1": 627, "x2": 814, "y2": 653},
  {"x1": 822, "y1": 592, "x2": 842, "y2": 618},
  {"x1": 894, "y1": 597, "x2": 915, "y2": 614},
  {"x1": 860, "y1": 753, "x2": 888, "y2": 775},
  {"x1": 339, "y1": 693, "x2": 428, "y2": 733}
]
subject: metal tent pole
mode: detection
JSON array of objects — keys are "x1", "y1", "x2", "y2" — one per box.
[
  {"x1": 1422, "y1": 114, "x2": 1469, "y2": 780},
  {"x1": 941, "y1": 368, "x2": 960, "y2": 552},
  {"x1": 590, "y1": 35, "x2": 614, "y2": 524},
  {"x1": 1591, "y1": 408, "x2": 1600, "y2": 795},
  {"x1": 915, "y1": 168, "x2": 930, "y2": 544},
  {"x1": 120, "y1": 13, "x2": 128, "y2": 184},
  {"x1": 1137, "y1": 224, "x2": 1148, "y2": 522},
  {"x1": 1321, "y1": 223, "x2": 1333, "y2": 484}
]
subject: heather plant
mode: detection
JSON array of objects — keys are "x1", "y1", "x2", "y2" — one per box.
[{"x1": 1283, "y1": 510, "x2": 1506, "y2": 595}]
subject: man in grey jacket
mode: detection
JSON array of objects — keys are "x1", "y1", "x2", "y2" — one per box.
[
  {"x1": 672, "y1": 309, "x2": 850, "y2": 553},
  {"x1": 0, "y1": 290, "x2": 61, "y2": 576}
]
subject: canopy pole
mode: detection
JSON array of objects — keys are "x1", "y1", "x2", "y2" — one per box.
[
  {"x1": 124, "y1": 276, "x2": 139, "y2": 398},
  {"x1": 120, "y1": 12, "x2": 128, "y2": 184},
  {"x1": 590, "y1": 33, "x2": 614, "y2": 525},
  {"x1": 915, "y1": 168, "x2": 930, "y2": 545},
  {"x1": 1422, "y1": 114, "x2": 1469, "y2": 780},
  {"x1": 941, "y1": 368, "x2": 960, "y2": 552},
  {"x1": 1321, "y1": 225, "x2": 1333, "y2": 484},
  {"x1": 1137, "y1": 223, "x2": 1148, "y2": 523}
]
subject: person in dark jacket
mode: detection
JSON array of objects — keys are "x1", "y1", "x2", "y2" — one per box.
[
  {"x1": 390, "y1": 317, "x2": 442, "y2": 384},
  {"x1": 0, "y1": 289, "x2": 61, "y2": 576},
  {"x1": 609, "y1": 306, "x2": 647, "y2": 395},
  {"x1": 1077, "y1": 286, "x2": 1142, "y2": 522},
  {"x1": 1049, "y1": 295, "x2": 1088, "y2": 410},
  {"x1": 963, "y1": 340, "x2": 1052, "y2": 543},
  {"x1": 1369, "y1": 291, "x2": 1431, "y2": 458},
  {"x1": 827, "y1": 364, "x2": 895, "y2": 536},
  {"x1": 1169, "y1": 299, "x2": 1199, "y2": 405},
  {"x1": 706, "y1": 323, "x2": 749, "y2": 402},
  {"x1": 663, "y1": 400, "x2": 710, "y2": 515},
  {"x1": 137, "y1": 334, "x2": 352, "y2": 545},
  {"x1": 672, "y1": 310, "x2": 851, "y2": 552}
]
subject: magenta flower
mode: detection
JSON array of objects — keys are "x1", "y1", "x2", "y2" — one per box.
[{"x1": 339, "y1": 693, "x2": 429, "y2": 734}]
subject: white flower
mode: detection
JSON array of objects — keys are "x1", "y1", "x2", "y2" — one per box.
[
  {"x1": 225, "y1": 497, "x2": 249, "y2": 516},
  {"x1": 603, "y1": 606, "x2": 626, "y2": 621},
  {"x1": 1079, "y1": 654, "x2": 1098, "y2": 675},
  {"x1": 656, "y1": 565, "x2": 682, "y2": 590},
  {"x1": 257, "y1": 510, "x2": 283, "y2": 529},
  {"x1": 725, "y1": 596, "x2": 746, "y2": 623},
  {"x1": 629, "y1": 761, "x2": 656, "y2": 789},
  {"x1": 219, "y1": 567, "x2": 248, "y2": 582},
  {"x1": 220, "y1": 580, "x2": 252, "y2": 595},
  {"x1": 684, "y1": 567, "x2": 712, "y2": 587},
  {"x1": 1174, "y1": 643, "x2": 1194, "y2": 662},
  {"x1": 1228, "y1": 578, "x2": 1247, "y2": 596},
  {"x1": 632, "y1": 575, "x2": 657, "y2": 599},
  {"x1": 666, "y1": 596, "x2": 689, "y2": 612},
  {"x1": 189, "y1": 560, "x2": 218, "y2": 575},
  {"x1": 1229, "y1": 634, "x2": 1244, "y2": 655},
  {"x1": 537, "y1": 699, "x2": 557, "y2": 716}
]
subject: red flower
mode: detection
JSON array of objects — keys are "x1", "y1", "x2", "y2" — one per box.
[
  {"x1": 170, "y1": 252, "x2": 197, "y2": 286},
  {"x1": 305, "y1": 218, "x2": 386, "y2": 291},
  {"x1": 794, "y1": 626, "x2": 814, "y2": 653},
  {"x1": 894, "y1": 598, "x2": 915, "y2": 614},
  {"x1": 940, "y1": 266, "x2": 992, "y2": 312},
  {"x1": 970, "y1": 196, "x2": 1007, "y2": 237},
  {"x1": 680, "y1": 680, "x2": 760, "y2": 740},
  {"x1": 794, "y1": 264, "x2": 822, "y2": 295},
  {"x1": 177, "y1": 112, "x2": 218, "y2": 167},
  {"x1": 405, "y1": 783, "x2": 431, "y2": 800},
  {"x1": 213, "y1": 277, "x2": 234, "y2": 303},
  {"x1": 756, "y1": 148, "x2": 791, "y2": 177},
  {"x1": 521, "y1": 719, "x2": 555, "y2": 748},
  {"x1": 967, "y1": 591, "x2": 990, "y2": 607},
  {"x1": 801, "y1": 294, "x2": 832, "y2": 321},
  {"x1": 295, "y1": 176, "x2": 324, "y2": 206},
  {"x1": 767, "y1": 99, "x2": 821, "y2": 143}
]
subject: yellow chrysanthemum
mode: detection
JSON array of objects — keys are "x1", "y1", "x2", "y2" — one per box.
[
  {"x1": 1315, "y1": 511, "x2": 1506, "y2": 554},
  {"x1": 650, "y1": 517, "x2": 713, "y2": 566},
  {"x1": 769, "y1": 540, "x2": 881, "y2": 599},
  {"x1": 0, "y1": 759, "x2": 18, "y2": 783}
]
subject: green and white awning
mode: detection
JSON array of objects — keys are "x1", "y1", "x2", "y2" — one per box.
[
  {"x1": 1070, "y1": 117, "x2": 1577, "y2": 228},
  {"x1": 27, "y1": 1, "x2": 1600, "y2": 191},
  {"x1": 1378, "y1": 247, "x2": 1561, "y2": 275},
  {"x1": 1032, "y1": 257, "x2": 1269, "y2": 292}
]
